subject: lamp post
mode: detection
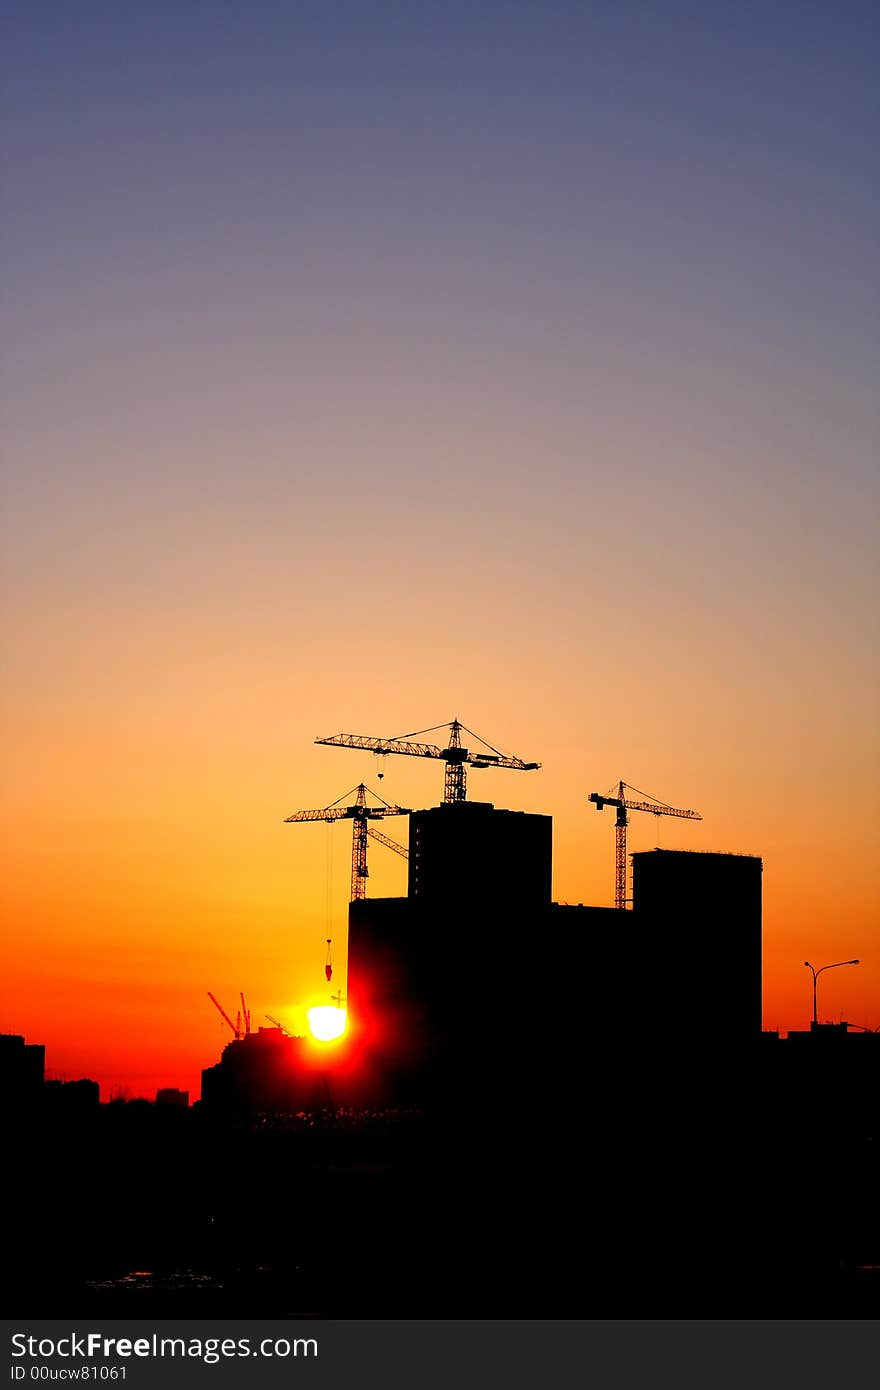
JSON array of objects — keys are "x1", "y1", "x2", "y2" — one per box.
[{"x1": 804, "y1": 959, "x2": 860, "y2": 1026}]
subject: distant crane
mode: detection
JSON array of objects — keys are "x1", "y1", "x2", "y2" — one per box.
[
  {"x1": 284, "y1": 782, "x2": 410, "y2": 902},
  {"x1": 315, "y1": 718, "x2": 540, "y2": 805},
  {"x1": 207, "y1": 991, "x2": 250, "y2": 1040},
  {"x1": 265, "y1": 1013, "x2": 293, "y2": 1036},
  {"x1": 589, "y1": 781, "x2": 702, "y2": 910}
]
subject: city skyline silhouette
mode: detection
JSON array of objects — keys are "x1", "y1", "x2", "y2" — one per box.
[{"x1": 5, "y1": 799, "x2": 877, "y2": 1318}]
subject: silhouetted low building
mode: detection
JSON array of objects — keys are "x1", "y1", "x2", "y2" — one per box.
[
  {"x1": 201, "y1": 1027, "x2": 334, "y2": 1113},
  {"x1": 43, "y1": 1078, "x2": 100, "y2": 1111},
  {"x1": 760, "y1": 1023, "x2": 880, "y2": 1137},
  {"x1": 156, "y1": 1087, "x2": 190, "y2": 1107},
  {"x1": 0, "y1": 1033, "x2": 45, "y2": 1106}
]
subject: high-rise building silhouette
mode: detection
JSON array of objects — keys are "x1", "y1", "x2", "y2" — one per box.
[
  {"x1": 348, "y1": 821, "x2": 766, "y2": 1105},
  {"x1": 348, "y1": 801, "x2": 623, "y2": 1102},
  {"x1": 631, "y1": 849, "x2": 763, "y2": 1043},
  {"x1": 407, "y1": 802, "x2": 551, "y2": 909}
]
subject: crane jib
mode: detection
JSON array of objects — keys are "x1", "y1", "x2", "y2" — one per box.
[{"x1": 315, "y1": 721, "x2": 540, "y2": 806}]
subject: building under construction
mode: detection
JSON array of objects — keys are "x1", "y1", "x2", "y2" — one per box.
[
  {"x1": 212, "y1": 720, "x2": 763, "y2": 1111},
  {"x1": 408, "y1": 801, "x2": 552, "y2": 908},
  {"x1": 347, "y1": 805, "x2": 764, "y2": 1105},
  {"x1": 201, "y1": 1027, "x2": 334, "y2": 1113}
]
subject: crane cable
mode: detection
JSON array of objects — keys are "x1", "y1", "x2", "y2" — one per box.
[{"x1": 324, "y1": 819, "x2": 334, "y2": 935}]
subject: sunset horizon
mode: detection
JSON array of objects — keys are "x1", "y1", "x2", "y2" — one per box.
[
  {"x1": 6, "y1": 730, "x2": 878, "y2": 1102},
  {"x1": 3, "y1": 4, "x2": 877, "y2": 1102}
]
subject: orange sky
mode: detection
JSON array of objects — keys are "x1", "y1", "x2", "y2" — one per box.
[
  {"x1": 3, "y1": 655, "x2": 877, "y2": 1099},
  {"x1": 3, "y1": 7, "x2": 878, "y2": 1098}
]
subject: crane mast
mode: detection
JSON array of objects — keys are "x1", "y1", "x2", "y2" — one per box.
[
  {"x1": 284, "y1": 782, "x2": 409, "y2": 902},
  {"x1": 589, "y1": 781, "x2": 702, "y2": 910}
]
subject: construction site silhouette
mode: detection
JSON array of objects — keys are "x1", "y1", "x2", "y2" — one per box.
[{"x1": 4, "y1": 766, "x2": 878, "y2": 1317}]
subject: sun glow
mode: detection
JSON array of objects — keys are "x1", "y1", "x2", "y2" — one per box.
[{"x1": 307, "y1": 1005, "x2": 347, "y2": 1042}]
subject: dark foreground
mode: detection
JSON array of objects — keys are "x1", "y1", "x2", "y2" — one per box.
[{"x1": 5, "y1": 1041, "x2": 880, "y2": 1319}]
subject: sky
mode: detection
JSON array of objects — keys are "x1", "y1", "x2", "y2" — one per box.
[{"x1": 2, "y1": 1, "x2": 878, "y2": 1098}]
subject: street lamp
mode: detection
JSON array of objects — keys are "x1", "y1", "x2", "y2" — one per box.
[{"x1": 804, "y1": 959, "x2": 860, "y2": 1026}]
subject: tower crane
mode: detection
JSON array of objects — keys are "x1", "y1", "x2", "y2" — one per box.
[
  {"x1": 315, "y1": 718, "x2": 540, "y2": 805},
  {"x1": 284, "y1": 782, "x2": 410, "y2": 902},
  {"x1": 589, "y1": 781, "x2": 702, "y2": 910}
]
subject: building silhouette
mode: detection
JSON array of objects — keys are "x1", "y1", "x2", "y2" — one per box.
[
  {"x1": 0, "y1": 1033, "x2": 45, "y2": 1106},
  {"x1": 199, "y1": 807, "x2": 767, "y2": 1115},
  {"x1": 156, "y1": 1086, "x2": 190, "y2": 1107},
  {"x1": 43, "y1": 1078, "x2": 100, "y2": 1111},
  {"x1": 346, "y1": 817, "x2": 767, "y2": 1106},
  {"x1": 201, "y1": 1027, "x2": 332, "y2": 1112},
  {"x1": 632, "y1": 849, "x2": 763, "y2": 1044},
  {"x1": 408, "y1": 801, "x2": 551, "y2": 908},
  {"x1": 349, "y1": 802, "x2": 635, "y2": 1104}
]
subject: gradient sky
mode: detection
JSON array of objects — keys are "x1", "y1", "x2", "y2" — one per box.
[{"x1": 3, "y1": 2, "x2": 878, "y2": 1098}]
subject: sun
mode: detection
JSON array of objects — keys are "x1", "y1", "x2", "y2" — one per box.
[{"x1": 307, "y1": 1005, "x2": 347, "y2": 1042}]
